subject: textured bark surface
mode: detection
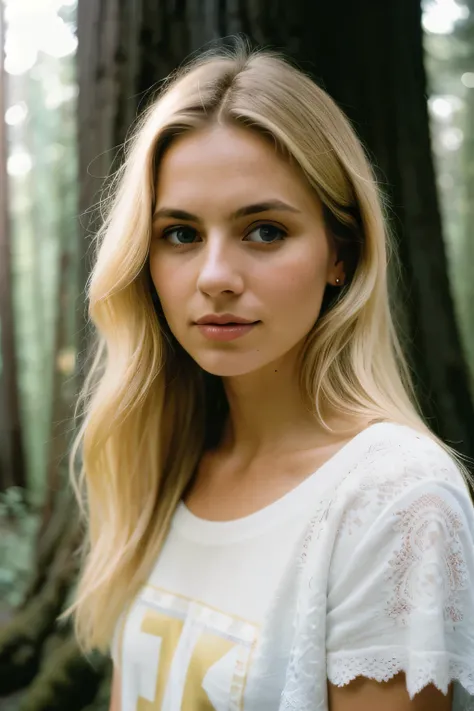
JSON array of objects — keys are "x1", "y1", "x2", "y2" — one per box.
[{"x1": 0, "y1": 0, "x2": 27, "y2": 492}]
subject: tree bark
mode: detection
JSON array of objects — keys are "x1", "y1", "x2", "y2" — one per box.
[
  {"x1": 0, "y1": 0, "x2": 27, "y2": 492},
  {"x1": 457, "y1": 0, "x2": 474, "y2": 392},
  {"x1": 37, "y1": 92, "x2": 81, "y2": 550}
]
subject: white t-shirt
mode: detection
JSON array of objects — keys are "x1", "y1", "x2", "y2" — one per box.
[{"x1": 111, "y1": 422, "x2": 474, "y2": 710}]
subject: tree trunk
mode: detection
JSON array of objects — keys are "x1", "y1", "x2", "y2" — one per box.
[
  {"x1": 0, "y1": 0, "x2": 27, "y2": 492},
  {"x1": 462, "y1": 88, "x2": 474, "y2": 384},
  {"x1": 458, "y1": 0, "x2": 474, "y2": 392},
  {"x1": 37, "y1": 92, "x2": 82, "y2": 549},
  {"x1": 2, "y1": 1, "x2": 473, "y2": 710},
  {"x1": 107, "y1": 0, "x2": 474, "y2": 457}
]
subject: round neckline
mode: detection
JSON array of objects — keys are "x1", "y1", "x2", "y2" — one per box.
[{"x1": 172, "y1": 421, "x2": 395, "y2": 545}]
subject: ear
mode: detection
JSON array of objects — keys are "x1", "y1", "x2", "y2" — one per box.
[{"x1": 327, "y1": 258, "x2": 346, "y2": 287}]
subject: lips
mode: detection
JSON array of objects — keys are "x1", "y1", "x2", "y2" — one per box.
[
  {"x1": 195, "y1": 321, "x2": 259, "y2": 342},
  {"x1": 195, "y1": 314, "x2": 258, "y2": 326}
]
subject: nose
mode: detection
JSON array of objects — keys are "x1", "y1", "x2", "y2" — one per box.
[{"x1": 196, "y1": 236, "x2": 244, "y2": 297}]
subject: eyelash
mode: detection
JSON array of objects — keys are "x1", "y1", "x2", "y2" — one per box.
[{"x1": 160, "y1": 222, "x2": 288, "y2": 248}]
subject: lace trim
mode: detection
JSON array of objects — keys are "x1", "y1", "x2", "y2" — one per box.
[
  {"x1": 279, "y1": 695, "x2": 326, "y2": 710},
  {"x1": 327, "y1": 649, "x2": 474, "y2": 699}
]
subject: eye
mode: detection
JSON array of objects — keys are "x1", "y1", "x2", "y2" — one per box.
[
  {"x1": 161, "y1": 226, "x2": 199, "y2": 246},
  {"x1": 244, "y1": 223, "x2": 287, "y2": 244}
]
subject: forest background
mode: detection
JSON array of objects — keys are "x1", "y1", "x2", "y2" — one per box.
[{"x1": 0, "y1": 0, "x2": 473, "y2": 709}]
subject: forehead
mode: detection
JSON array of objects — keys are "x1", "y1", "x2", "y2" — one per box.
[{"x1": 154, "y1": 124, "x2": 319, "y2": 212}]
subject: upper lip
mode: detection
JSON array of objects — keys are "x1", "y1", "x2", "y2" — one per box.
[{"x1": 195, "y1": 313, "x2": 258, "y2": 325}]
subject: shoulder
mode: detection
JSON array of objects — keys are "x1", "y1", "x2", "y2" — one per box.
[
  {"x1": 341, "y1": 421, "x2": 468, "y2": 493},
  {"x1": 331, "y1": 421, "x2": 472, "y2": 540}
]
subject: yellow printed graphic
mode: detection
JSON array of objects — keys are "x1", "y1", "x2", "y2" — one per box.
[
  {"x1": 131, "y1": 587, "x2": 259, "y2": 710},
  {"x1": 137, "y1": 610, "x2": 184, "y2": 711},
  {"x1": 181, "y1": 631, "x2": 235, "y2": 710}
]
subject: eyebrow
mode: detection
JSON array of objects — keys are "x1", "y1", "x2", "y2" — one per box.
[{"x1": 152, "y1": 199, "x2": 301, "y2": 224}]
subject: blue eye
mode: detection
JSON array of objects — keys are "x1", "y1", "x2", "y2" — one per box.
[
  {"x1": 162, "y1": 226, "x2": 198, "y2": 245},
  {"x1": 245, "y1": 224, "x2": 287, "y2": 244}
]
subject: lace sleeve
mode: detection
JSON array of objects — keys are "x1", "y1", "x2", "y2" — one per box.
[{"x1": 326, "y1": 477, "x2": 474, "y2": 702}]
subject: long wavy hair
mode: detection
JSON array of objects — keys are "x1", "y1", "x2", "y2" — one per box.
[{"x1": 60, "y1": 39, "x2": 471, "y2": 657}]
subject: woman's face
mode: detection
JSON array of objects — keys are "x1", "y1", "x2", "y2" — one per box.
[{"x1": 149, "y1": 124, "x2": 341, "y2": 377}]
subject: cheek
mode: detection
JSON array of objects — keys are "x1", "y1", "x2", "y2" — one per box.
[
  {"x1": 263, "y1": 253, "x2": 328, "y2": 318},
  {"x1": 148, "y1": 256, "x2": 186, "y2": 317}
]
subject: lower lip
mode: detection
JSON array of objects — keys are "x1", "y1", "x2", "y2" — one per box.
[{"x1": 195, "y1": 322, "x2": 259, "y2": 341}]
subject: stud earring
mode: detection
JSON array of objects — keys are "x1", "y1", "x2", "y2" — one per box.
[{"x1": 335, "y1": 277, "x2": 341, "y2": 285}]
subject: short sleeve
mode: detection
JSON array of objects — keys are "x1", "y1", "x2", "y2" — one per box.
[{"x1": 326, "y1": 477, "x2": 474, "y2": 703}]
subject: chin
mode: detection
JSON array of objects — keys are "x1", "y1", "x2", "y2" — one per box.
[{"x1": 192, "y1": 352, "x2": 265, "y2": 378}]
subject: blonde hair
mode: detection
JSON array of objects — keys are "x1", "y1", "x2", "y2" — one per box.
[{"x1": 60, "y1": 39, "x2": 472, "y2": 657}]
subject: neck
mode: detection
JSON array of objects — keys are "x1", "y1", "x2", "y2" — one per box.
[{"x1": 217, "y1": 353, "x2": 351, "y2": 462}]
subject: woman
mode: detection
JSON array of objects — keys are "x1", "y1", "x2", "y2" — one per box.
[{"x1": 62, "y1": 41, "x2": 474, "y2": 710}]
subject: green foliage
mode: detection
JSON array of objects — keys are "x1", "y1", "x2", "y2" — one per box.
[
  {"x1": 18, "y1": 637, "x2": 108, "y2": 711},
  {"x1": 0, "y1": 488, "x2": 41, "y2": 607}
]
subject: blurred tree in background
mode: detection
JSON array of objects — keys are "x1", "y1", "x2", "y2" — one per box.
[
  {"x1": 424, "y1": 0, "x2": 474, "y2": 395},
  {"x1": 0, "y1": 0, "x2": 473, "y2": 710},
  {"x1": 1, "y1": 0, "x2": 78, "y2": 503}
]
